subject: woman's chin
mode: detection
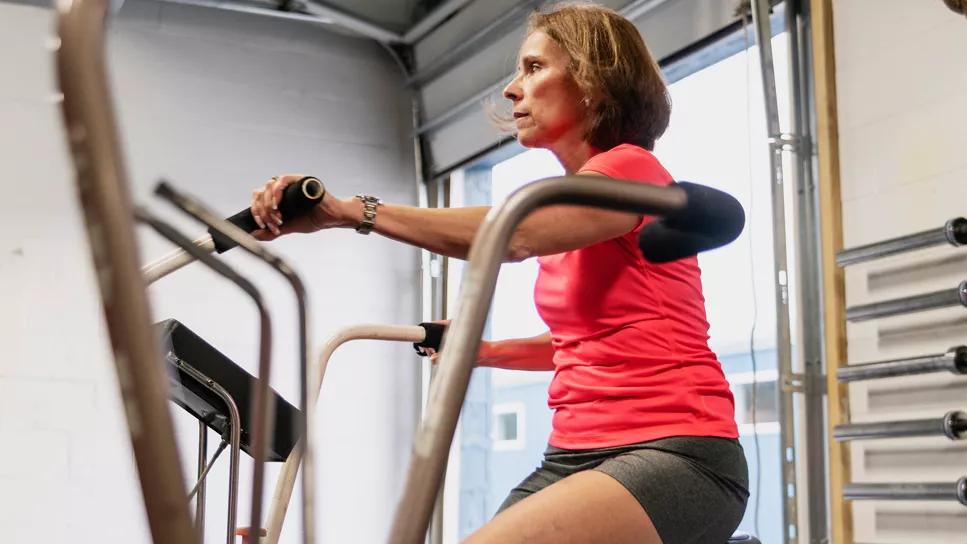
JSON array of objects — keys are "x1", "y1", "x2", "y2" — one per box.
[{"x1": 515, "y1": 130, "x2": 542, "y2": 149}]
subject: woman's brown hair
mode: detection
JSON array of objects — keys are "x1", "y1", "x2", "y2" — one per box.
[{"x1": 527, "y1": 3, "x2": 671, "y2": 150}]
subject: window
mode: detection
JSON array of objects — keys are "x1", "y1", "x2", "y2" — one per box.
[{"x1": 491, "y1": 403, "x2": 526, "y2": 451}]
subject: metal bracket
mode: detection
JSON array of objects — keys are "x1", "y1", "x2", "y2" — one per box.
[
  {"x1": 783, "y1": 372, "x2": 806, "y2": 393},
  {"x1": 769, "y1": 133, "x2": 800, "y2": 150}
]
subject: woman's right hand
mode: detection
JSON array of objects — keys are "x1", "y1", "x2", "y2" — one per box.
[{"x1": 250, "y1": 174, "x2": 359, "y2": 239}]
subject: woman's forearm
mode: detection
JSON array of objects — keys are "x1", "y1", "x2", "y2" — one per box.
[
  {"x1": 371, "y1": 204, "x2": 490, "y2": 260},
  {"x1": 477, "y1": 332, "x2": 555, "y2": 371}
]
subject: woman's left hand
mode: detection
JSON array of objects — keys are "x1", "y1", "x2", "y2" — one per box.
[{"x1": 250, "y1": 173, "x2": 359, "y2": 239}]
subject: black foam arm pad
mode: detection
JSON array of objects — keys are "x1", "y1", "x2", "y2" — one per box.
[
  {"x1": 638, "y1": 181, "x2": 745, "y2": 263},
  {"x1": 414, "y1": 322, "x2": 447, "y2": 356},
  {"x1": 209, "y1": 176, "x2": 326, "y2": 253}
]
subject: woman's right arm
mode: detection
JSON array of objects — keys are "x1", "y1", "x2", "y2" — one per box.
[{"x1": 475, "y1": 331, "x2": 555, "y2": 371}]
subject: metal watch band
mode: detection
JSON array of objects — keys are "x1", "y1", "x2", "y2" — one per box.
[{"x1": 355, "y1": 194, "x2": 381, "y2": 235}]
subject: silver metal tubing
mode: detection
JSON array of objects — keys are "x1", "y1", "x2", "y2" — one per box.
[
  {"x1": 834, "y1": 411, "x2": 967, "y2": 442},
  {"x1": 845, "y1": 281, "x2": 967, "y2": 322},
  {"x1": 843, "y1": 478, "x2": 967, "y2": 505},
  {"x1": 388, "y1": 176, "x2": 687, "y2": 544},
  {"x1": 179, "y1": 363, "x2": 242, "y2": 544},
  {"x1": 153, "y1": 183, "x2": 313, "y2": 544},
  {"x1": 264, "y1": 324, "x2": 427, "y2": 544},
  {"x1": 188, "y1": 440, "x2": 230, "y2": 501},
  {"x1": 156, "y1": 0, "x2": 336, "y2": 27},
  {"x1": 299, "y1": 0, "x2": 403, "y2": 42},
  {"x1": 196, "y1": 421, "x2": 208, "y2": 539},
  {"x1": 55, "y1": 0, "x2": 197, "y2": 542},
  {"x1": 142, "y1": 235, "x2": 216, "y2": 285},
  {"x1": 751, "y1": 0, "x2": 799, "y2": 541},
  {"x1": 136, "y1": 209, "x2": 248, "y2": 544},
  {"x1": 836, "y1": 218, "x2": 967, "y2": 267},
  {"x1": 837, "y1": 346, "x2": 967, "y2": 382}
]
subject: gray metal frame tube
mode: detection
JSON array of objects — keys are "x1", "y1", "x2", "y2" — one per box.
[
  {"x1": 54, "y1": 1, "x2": 197, "y2": 542},
  {"x1": 837, "y1": 346, "x2": 967, "y2": 382},
  {"x1": 752, "y1": 0, "x2": 799, "y2": 541},
  {"x1": 836, "y1": 218, "x2": 967, "y2": 267},
  {"x1": 402, "y1": 0, "x2": 477, "y2": 44},
  {"x1": 155, "y1": 183, "x2": 314, "y2": 544},
  {"x1": 196, "y1": 421, "x2": 208, "y2": 539},
  {"x1": 786, "y1": 0, "x2": 829, "y2": 541},
  {"x1": 834, "y1": 411, "x2": 967, "y2": 441},
  {"x1": 844, "y1": 478, "x2": 967, "y2": 505},
  {"x1": 388, "y1": 176, "x2": 687, "y2": 544},
  {"x1": 846, "y1": 281, "x2": 967, "y2": 322}
]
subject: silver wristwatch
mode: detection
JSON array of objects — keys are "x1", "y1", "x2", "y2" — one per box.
[{"x1": 354, "y1": 194, "x2": 382, "y2": 235}]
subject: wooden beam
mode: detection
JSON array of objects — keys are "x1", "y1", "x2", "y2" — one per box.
[{"x1": 810, "y1": 0, "x2": 853, "y2": 542}]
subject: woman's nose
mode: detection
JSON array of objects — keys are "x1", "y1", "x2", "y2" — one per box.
[{"x1": 503, "y1": 74, "x2": 522, "y2": 102}]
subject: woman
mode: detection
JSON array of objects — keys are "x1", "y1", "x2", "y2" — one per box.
[{"x1": 251, "y1": 4, "x2": 748, "y2": 543}]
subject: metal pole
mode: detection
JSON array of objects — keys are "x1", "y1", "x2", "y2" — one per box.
[
  {"x1": 196, "y1": 421, "x2": 209, "y2": 540},
  {"x1": 844, "y1": 478, "x2": 967, "y2": 505},
  {"x1": 154, "y1": 183, "x2": 313, "y2": 544},
  {"x1": 846, "y1": 281, "x2": 967, "y2": 322},
  {"x1": 751, "y1": 0, "x2": 799, "y2": 541},
  {"x1": 181, "y1": 366, "x2": 243, "y2": 544},
  {"x1": 833, "y1": 411, "x2": 967, "y2": 442},
  {"x1": 388, "y1": 176, "x2": 688, "y2": 544},
  {"x1": 136, "y1": 209, "x2": 251, "y2": 544},
  {"x1": 836, "y1": 217, "x2": 967, "y2": 267},
  {"x1": 142, "y1": 235, "x2": 216, "y2": 284},
  {"x1": 264, "y1": 324, "x2": 427, "y2": 544},
  {"x1": 787, "y1": 0, "x2": 829, "y2": 541},
  {"x1": 838, "y1": 346, "x2": 967, "y2": 382},
  {"x1": 54, "y1": 1, "x2": 197, "y2": 542}
]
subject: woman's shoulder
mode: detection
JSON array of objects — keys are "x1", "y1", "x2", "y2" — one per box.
[{"x1": 578, "y1": 143, "x2": 672, "y2": 184}]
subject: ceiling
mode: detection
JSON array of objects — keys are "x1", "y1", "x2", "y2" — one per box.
[{"x1": 302, "y1": 0, "x2": 446, "y2": 34}]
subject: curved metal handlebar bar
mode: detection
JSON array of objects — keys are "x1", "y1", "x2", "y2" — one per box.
[{"x1": 263, "y1": 324, "x2": 427, "y2": 544}]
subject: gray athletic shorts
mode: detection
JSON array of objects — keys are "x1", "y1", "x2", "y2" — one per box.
[{"x1": 497, "y1": 436, "x2": 749, "y2": 544}]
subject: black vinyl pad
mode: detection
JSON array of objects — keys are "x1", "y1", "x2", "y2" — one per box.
[{"x1": 156, "y1": 319, "x2": 302, "y2": 461}]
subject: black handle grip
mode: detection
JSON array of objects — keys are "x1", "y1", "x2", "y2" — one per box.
[
  {"x1": 414, "y1": 322, "x2": 447, "y2": 356},
  {"x1": 638, "y1": 181, "x2": 745, "y2": 263},
  {"x1": 209, "y1": 176, "x2": 326, "y2": 253}
]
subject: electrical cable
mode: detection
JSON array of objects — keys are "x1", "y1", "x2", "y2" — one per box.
[{"x1": 742, "y1": 15, "x2": 763, "y2": 539}]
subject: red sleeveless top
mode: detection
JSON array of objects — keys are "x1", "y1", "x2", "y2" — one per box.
[{"x1": 534, "y1": 144, "x2": 738, "y2": 449}]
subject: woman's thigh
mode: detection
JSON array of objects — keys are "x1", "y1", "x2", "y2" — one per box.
[{"x1": 466, "y1": 470, "x2": 661, "y2": 544}]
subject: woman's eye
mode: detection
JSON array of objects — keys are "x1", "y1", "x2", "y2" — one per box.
[{"x1": 528, "y1": 62, "x2": 541, "y2": 73}]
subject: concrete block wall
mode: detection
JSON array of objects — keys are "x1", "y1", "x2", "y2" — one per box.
[
  {"x1": 833, "y1": 1, "x2": 967, "y2": 541},
  {"x1": 0, "y1": 1, "x2": 421, "y2": 542}
]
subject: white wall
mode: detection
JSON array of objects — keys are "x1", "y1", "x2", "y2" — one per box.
[
  {"x1": 834, "y1": 1, "x2": 967, "y2": 542},
  {"x1": 0, "y1": 2, "x2": 422, "y2": 542}
]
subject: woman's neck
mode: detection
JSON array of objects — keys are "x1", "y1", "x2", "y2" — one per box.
[{"x1": 549, "y1": 134, "x2": 601, "y2": 175}]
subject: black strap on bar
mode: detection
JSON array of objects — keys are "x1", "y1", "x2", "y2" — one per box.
[{"x1": 414, "y1": 322, "x2": 447, "y2": 356}]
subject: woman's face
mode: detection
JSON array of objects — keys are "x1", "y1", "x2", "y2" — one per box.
[{"x1": 503, "y1": 31, "x2": 588, "y2": 149}]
